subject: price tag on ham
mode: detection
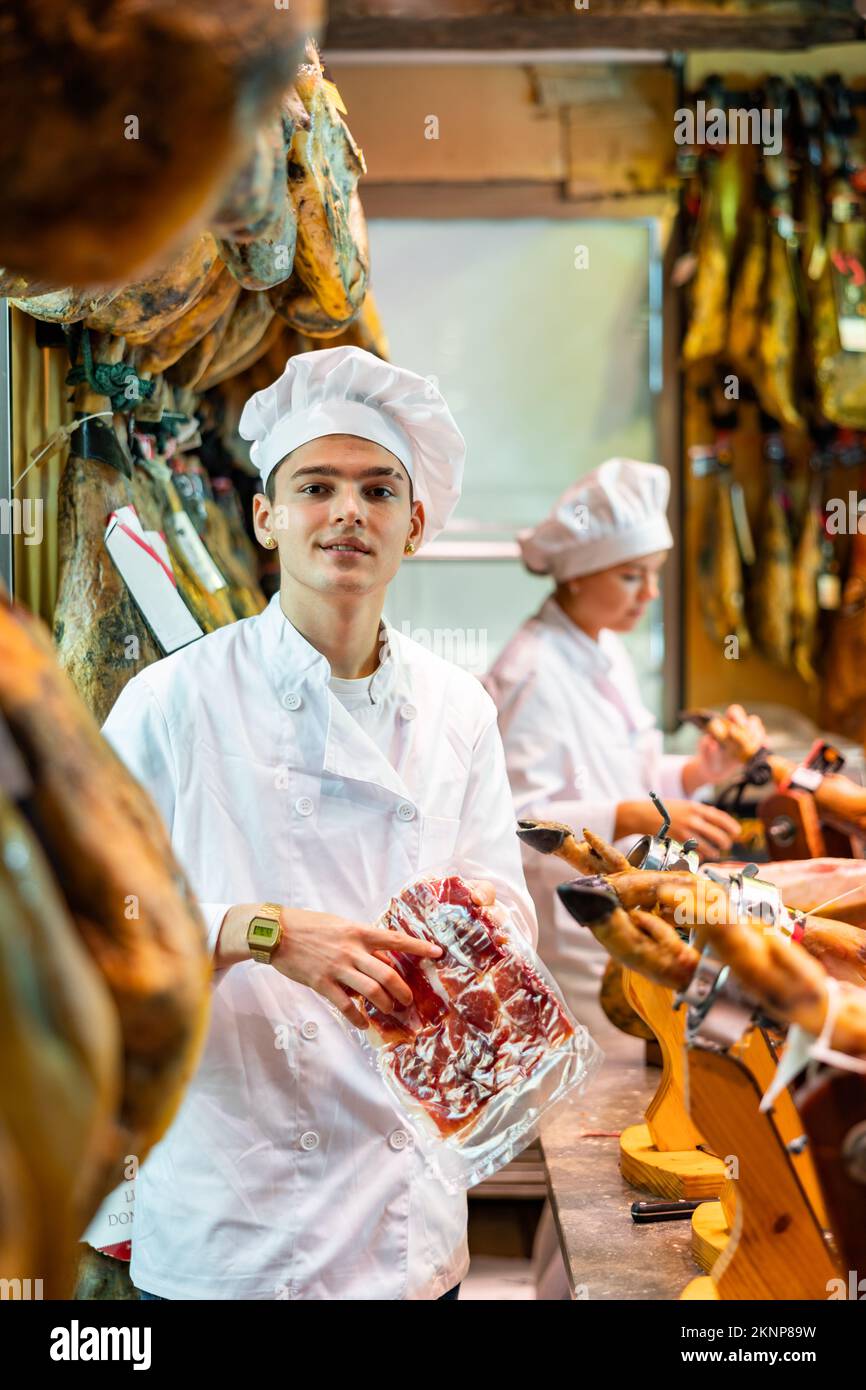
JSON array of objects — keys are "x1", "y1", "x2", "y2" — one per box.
[
  {"x1": 343, "y1": 875, "x2": 602, "y2": 1191},
  {"x1": 104, "y1": 506, "x2": 204, "y2": 655}
]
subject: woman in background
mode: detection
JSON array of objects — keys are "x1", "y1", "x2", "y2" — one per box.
[{"x1": 485, "y1": 457, "x2": 763, "y2": 1033}]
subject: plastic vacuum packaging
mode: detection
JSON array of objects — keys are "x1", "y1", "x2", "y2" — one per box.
[{"x1": 344, "y1": 874, "x2": 603, "y2": 1192}]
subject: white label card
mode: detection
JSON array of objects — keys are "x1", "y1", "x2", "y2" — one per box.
[{"x1": 104, "y1": 506, "x2": 203, "y2": 654}]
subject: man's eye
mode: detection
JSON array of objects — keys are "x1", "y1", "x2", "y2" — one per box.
[
  {"x1": 368, "y1": 486, "x2": 395, "y2": 498},
  {"x1": 300, "y1": 484, "x2": 329, "y2": 495}
]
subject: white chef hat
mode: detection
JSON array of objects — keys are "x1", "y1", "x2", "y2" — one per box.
[
  {"x1": 238, "y1": 345, "x2": 465, "y2": 546},
  {"x1": 518, "y1": 458, "x2": 673, "y2": 581}
]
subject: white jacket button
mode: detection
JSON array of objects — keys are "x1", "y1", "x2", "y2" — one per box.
[
  {"x1": 301, "y1": 1020, "x2": 318, "y2": 1040},
  {"x1": 400, "y1": 703, "x2": 417, "y2": 721},
  {"x1": 396, "y1": 802, "x2": 415, "y2": 822},
  {"x1": 388, "y1": 1129, "x2": 410, "y2": 1152},
  {"x1": 283, "y1": 692, "x2": 303, "y2": 711},
  {"x1": 295, "y1": 797, "x2": 314, "y2": 817},
  {"x1": 300, "y1": 1131, "x2": 320, "y2": 1151}
]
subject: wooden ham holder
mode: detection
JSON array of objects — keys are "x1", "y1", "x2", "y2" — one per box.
[
  {"x1": 689, "y1": 1026, "x2": 828, "y2": 1272},
  {"x1": 760, "y1": 786, "x2": 857, "y2": 861},
  {"x1": 618, "y1": 969, "x2": 726, "y2": 1200},
  {"x1": 797, "y1": 1067, "x2": 866, "y2": 1278},
  {"x1": 682, "y1": 1043, "x2": 839, "y2": 1300},
  {"x1": 676, "y1": 979, "x2": 840, "y2": 1302}
]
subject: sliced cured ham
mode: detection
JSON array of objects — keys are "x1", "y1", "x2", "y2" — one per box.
[{"x1": 357, "y1": 876, "x2": 575, "y2": 1140}]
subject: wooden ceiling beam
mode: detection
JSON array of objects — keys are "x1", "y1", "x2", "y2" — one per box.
[
  {"x1": 359, "y1": 180, "x2": 678, "y2": 222},
  {"x1": 325, "y1": 1, "x2": 864, "y2": 53}
]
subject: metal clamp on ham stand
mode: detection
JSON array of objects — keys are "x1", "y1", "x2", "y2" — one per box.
[
  {"x1": 720, "y1": 737, "x2": 858, "y2": 860},
  {"x1": 676, "y1": 948, "x2": 769, "y2": 1055},
  {"x1": 625, "y1": 790, "x2": 701, "y2": 875},
  {"x1": 760, "y1": 739, "x2": 859, "y2": 859},
  {"x1": 588, "y1": 794, "x2": 731, "y2": 1203}
]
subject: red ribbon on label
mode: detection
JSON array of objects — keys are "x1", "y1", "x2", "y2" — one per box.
[
  {"x1": 108, "y1": 513, "x2": 177, "y2": 588},
  {"x1": 99, "y1": 1240, "x2": 132, "y2": 1262}
]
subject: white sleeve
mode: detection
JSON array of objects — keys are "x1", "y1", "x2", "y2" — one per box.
[
  {"x1": 101, "y1": 676, "x2": 230, "y2": 958},
  {"x1": 495, "y1": 671, "x2": 620, "y2": 847},
  {"x1": 101, "y1": 675, "x2": 177, "y2": 832},
  {"x1": 452, "y1": 710, "x2": 539, "y2": 947},
  {"x1": 656, "y1": 752, "x2": 690, "y2": 801}
]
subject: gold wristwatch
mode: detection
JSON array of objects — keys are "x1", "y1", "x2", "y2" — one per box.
[{"x1": 246, "y1": 902, "x2": 283, "y2": 964}]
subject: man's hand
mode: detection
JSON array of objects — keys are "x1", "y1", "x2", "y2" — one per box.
[{"x1": 214, "y1": 903, "x2": 442, "y2": 1029}]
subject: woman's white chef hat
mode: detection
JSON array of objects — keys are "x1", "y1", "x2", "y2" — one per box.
[
  {"x1": 238, "y1": 345, "x2": 465, "y2": 547},
  {"x1": 518, "y1": 458, "x2": 674, "y2": 581}
]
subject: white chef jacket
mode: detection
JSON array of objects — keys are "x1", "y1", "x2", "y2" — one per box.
[
  {"x1": 484, "y1": 595, "x2": 688, "y2": 1030},
  {"x1": 100, "y1": 591, "x2": 536, "y2": 1301}
]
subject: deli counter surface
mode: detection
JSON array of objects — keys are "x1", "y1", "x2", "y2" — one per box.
[{"x1": 540, "y1": 1017, "x2": 702, "y2": 1301}]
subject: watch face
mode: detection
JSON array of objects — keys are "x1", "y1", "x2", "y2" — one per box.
[{"x1": 250, "y1": 919, "x2": 279, "y2": 944}]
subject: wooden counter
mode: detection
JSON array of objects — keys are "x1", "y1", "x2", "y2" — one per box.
[{"x1": 540, "y1": 1016, "x2": 704, "y2": 1301}]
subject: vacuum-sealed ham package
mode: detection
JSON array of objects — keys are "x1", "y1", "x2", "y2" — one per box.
[{"x1": 344, "y1": 875, "x2": 602, "y2": 1191}]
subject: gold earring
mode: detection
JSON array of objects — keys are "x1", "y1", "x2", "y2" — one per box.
[
  {"x1": 404, "y1": 541, "x2": 415, "y2": 554},
  {"x1": 265, "y1": 537, "x2": 277, "y2": 549}
]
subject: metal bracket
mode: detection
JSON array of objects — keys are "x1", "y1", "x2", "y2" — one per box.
[{"x1": 625, "y1": 790, "x2": 701, "y2": 873}]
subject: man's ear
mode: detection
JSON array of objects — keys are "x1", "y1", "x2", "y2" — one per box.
[
  {"x1": 252, "y1": 491, "x2": 274, "y2": 548},
  {"x1": 409, "y1": 499, "x2": 425, "y2": 548}
]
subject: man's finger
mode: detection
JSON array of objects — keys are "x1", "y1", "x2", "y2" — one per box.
[
  {"x1": 364, "y1": 927, "x2": 443, "y2": 957},
  {"x1": 324, "y1": 983, "x2": 368, "y2": 1030},
  {"x1": 690, "y1": 817, "x2": 734, "y2": 854},
  {"x1": 486, "y1": 904, "x2": 509, "y2": 929},
  {"x1": 698, "y1": 805, "x2": 741, "y2": 836},
  {"x1": 356, "y1": 953, "x2": 414, "y2": 1008},
  {"x1": 467, "y1": 879, "x2": 496, "y2": 906},
  {"x1": 339, "y1": 967, "x2": 399, "y2": 1015}
]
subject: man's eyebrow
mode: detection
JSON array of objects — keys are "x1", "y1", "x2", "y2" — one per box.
[{"x1": 290, "y1": 464, "x2": 406, "y2": 481}]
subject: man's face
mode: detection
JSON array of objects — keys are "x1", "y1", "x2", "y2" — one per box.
[{"x1": 252, "y1": 434, "x2": 425, "y2": 598}]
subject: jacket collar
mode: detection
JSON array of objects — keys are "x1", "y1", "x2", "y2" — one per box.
[
  {"x1": 255, "y1": 591, "x2": 400, "y2": 703},
  {"x1": 537, "y1": 594, "x2": 615, "y2": 676}
]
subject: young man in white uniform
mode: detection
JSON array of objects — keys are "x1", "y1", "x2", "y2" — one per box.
[
  {"x1": 485, "y1": 459, "x2": 762, "y2": 1032},
  {"x1": 102, "y1": 346, "x2": 537, "y2": 1300}
]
